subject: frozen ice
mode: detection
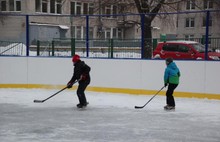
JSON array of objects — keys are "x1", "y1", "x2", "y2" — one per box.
[{"x1": 0, "y1": 88, "x2": 220, "y2": 142}]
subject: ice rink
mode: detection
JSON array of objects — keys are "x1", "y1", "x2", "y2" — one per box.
[{"x1": 0, "y1": 88, "x2": 220, "y2": 142}]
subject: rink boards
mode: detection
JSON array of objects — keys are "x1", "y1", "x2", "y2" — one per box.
[{"x1": 1, "y1": 56, "x2": 220, "y2": 100}]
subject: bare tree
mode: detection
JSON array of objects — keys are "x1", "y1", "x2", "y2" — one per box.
[
  {"x1": 133, "y1": 0, "x2": 220, "y2": 58},
  {"x1": 133, "y1": 0, "x2": 184, "y2": 58}
]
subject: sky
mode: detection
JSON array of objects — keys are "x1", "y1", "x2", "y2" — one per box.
[{"x1": 0, "y1": 88, "x2": 220, "y2": 142}]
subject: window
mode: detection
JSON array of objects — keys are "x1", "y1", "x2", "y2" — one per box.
[
  {"x1": 179, "y1": 45, "x2": 189, "y2": 52},
  {"x1": 76, "y1": 2, "x2": 81, "y2": 14},
  {"x1": 50, "y1": 0, "x2": 62, "y2": 14},
  {"x1": 35, "y1": 0, "x2": 48, "y2": 13},
  {"x1": 0, "y1": 0, "x2": 21, "y2": 12},
  {"x1": 104, "y1": 28, "x2": 123, "y2": 39},
  {"x1": 42, "y1": 0, "x2": 48, "y2": 13},
  {"x1": 36, "y1": 0, "x2": 62, "y2": 14},
  {"x1": 185, "y1": 18, "x2": 195, "y2": 27},
  {"x1": 35, "y1": 0, "x2": 41, "y2": 12},
  {"x1": 88, "y1": 3, "x2": 93, "y2": 15},
  {"x1": 163, "y1": 44, "x2": 189, "y2": 53},
  {"x1": 203, "y1": 15, "x2": 212, "y2": 27},
  {"x1": 105, "y1": 28, "x2": 111, "y2": 39},
  {"x1": 76, "y1": 26, "x2": 82, "y2": 39},
  {"x1": 70, "y1": 2, "x2": 75, "y2": 14},
  {"x1": 163, "y1": 44, "x2": 179, "y2": 52},
  {"x1": 113, "y1": 28, "x2": 117, "y2": 38},
  {"x1": 118, "y1": 29, "x2": 123, "y2": 39},
  {"x1": 112, "y1": 5, "x2": 117, "y2": 18},
  {"x1": 89, "y1": 27, "x2": 93, "y2": 39},
  {"x1": 9, "y1": 0, "x2": 14, "y2": 11},
  {"x1": 83, "y1": 3, "x2": 88, "y2": 14},
  {"x1": 0, "y1": 0, "x2": 6, "y2": 11},
  {"x1": 71, "y1": 26, "x2": 93, "y2": 39},
  {"x1": 186, "y1": 0, "x2": 195, "y2": 10},
  {"x1": 71, "y1": 26, "x2": 122, "y2": 39},
  {"x1": 105, "y1": 5, "x2": 111, "y2": 17},
  {"x1": 56, "y1": 0, "x2": 61, "y2": 14},
  {"x1": 71, "y1": 2, "x2": 94, "y2": 15},
  {"x1": 185, "y1": 35, "x2": 194, "y2": 40},
  {"x1": 202, "y1": 35, "x2": 211, "y2": 44},
  {"x1": 104, "y1": 5, "x2": 118, "y2": 18},
  {"x1": 15, "y1": 0, "x2": 21, "y2": 11},
  {"x1": 113, "y1": 28, "x2": 123, "y2": 39},
  {"x1": 82, "y1": 3, "x2": 93, "y2": 15},
  {"x1": 204, "y1": 0, "x2": 213, "y2": 9},
  {"x1": 50, "y1": 0, "x2": 55, "y2": 13}
]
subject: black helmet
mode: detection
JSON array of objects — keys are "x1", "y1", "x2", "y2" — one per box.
[{"x1": 166, "y1": 57, "x2": 173, "y2": 65}]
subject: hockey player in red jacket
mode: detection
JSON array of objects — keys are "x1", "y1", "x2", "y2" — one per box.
[{"x1": 67, "y1": 54, "x2": 91, "y2": 108}]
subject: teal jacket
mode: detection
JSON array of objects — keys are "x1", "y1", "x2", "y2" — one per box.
[{"x1": 164, "y1": 62, "x2": 180, "y2": 84}]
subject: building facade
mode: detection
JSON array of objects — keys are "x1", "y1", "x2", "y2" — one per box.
[
  {"x1": 0, "y1": 0, "x2": 219, "y2": 46},
  {"x1": 0, "y1": 0, "x2": 135, "y2": 44},
  {"x1": 177, "y1": 0, "x2": 220, "y2": 39},
  {"x1": 0, "y1": 0, "x2": 177, "y2": 43}
]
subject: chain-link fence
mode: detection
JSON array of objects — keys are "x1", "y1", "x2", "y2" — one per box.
[{"x1": 0, "y1": 10, "x2": 220, "y2": 60}]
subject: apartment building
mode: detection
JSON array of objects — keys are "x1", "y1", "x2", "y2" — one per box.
[
  {"x1": 1, "y1": 0, "x2": 218, "y2": 46},
  {"x1": 177, "y1": 0, "x2": 220, "y2": 40},
  {"x1": 0, "y1": 0, "x2": 178, "y2": 44},
  {"x1": 0, "y1": 0, "x2": 134, "y2": 44}
]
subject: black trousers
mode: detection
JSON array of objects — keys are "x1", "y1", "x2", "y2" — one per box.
[
  {"x1": 76, "y1": 81, "x2": 89, "y2": 105},
  {"x1": 166, "y1": 83, "x2": 178, "y2": 107}
]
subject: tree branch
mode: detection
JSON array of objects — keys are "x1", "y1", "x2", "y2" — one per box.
[
  {"x1": 150, "y1": 0, "x2": 165, "y2": 21},
  {"x1": 134, "y1": 0, "x2": 142, "y2": 13}
]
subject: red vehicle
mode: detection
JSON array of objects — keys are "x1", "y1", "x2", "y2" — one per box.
[{"x1": 153, "y1": 41, "x2": 220, "y2": 60}]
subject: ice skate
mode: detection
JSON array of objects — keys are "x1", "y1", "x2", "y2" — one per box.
[
  {"x1": 77, "y1": 102, "x2": 89, "y2": 109},
  {"x1": 164, "y1": 105, "x2": 175, "y2": 111}
]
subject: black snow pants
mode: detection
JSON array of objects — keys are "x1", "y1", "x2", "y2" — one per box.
[
  {"x1": 166, "y1": 83, "x2": 178, "y2": 107},
  {"x1": 77, "y1": 81, "x2": 89, "y2": 105}
]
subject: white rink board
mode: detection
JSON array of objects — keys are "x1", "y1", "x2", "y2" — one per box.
[{"x1": 0, "y1": 56, "x2": 220, "y2": 95}]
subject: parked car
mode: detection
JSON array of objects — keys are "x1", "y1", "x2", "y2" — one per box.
[{"x1": 153, "y1": 40, "x2": 220, "y2": 60}]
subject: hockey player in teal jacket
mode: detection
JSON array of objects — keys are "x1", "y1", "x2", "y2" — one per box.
[{"x1": 164, "y1": 57, "x2": 180, "y2": 110}]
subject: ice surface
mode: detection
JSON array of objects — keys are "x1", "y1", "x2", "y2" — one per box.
[{"x1": 0, "y1": 88, "x2": 220, "y2": 142}]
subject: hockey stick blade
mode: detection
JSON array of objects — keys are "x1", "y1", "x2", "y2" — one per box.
[
  {"x1": 134, "y1": 106, "x2": 144, "y2": 109},
  {"x1": 33, "y1": 82, "x2": 77, "y2": 104},
  {"x1": 134, "y1": 86, "x2": 165, "y2": 109},
  {"x1": 33, "y1": 86, "x2": 69, "y2": 103},
  {"x1": 33, "y1": 100, "x2": 44, "y2": 103}
]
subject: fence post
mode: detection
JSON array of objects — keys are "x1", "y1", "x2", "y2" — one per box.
[
  {"x1": 108, "y1": 39, "x2": 114, "y2": 58},
  {"x1": 86, "y1": 15, "x2": 89, "y2": 57},
  {"x1": 26, "y1": 15, "x2": 29, "y2": 56},
  {"x1": 108, "y1": 39, "x2": 110, "y2": 58},
  {"x1": 71, "y1": 38, "x2": 75, "y2": 56},
  {"x1": 205, "y1": 10, "x2": 210, "y2": 60},
  {"x1": 37, "y1": 40, "x2": 40, "y2": 56},
  {"x1": 141, "y1": 14, "x2": 145, "y2": 59},
  {"x1": 110, "y1": 39, "x2": 114, "y2": 58},
  {"x1": 52, "y1": 40, "x2": 54, "y2": 56},
  {"x1": 153, "y1": 39, "x2": 158, "y2": 51}
]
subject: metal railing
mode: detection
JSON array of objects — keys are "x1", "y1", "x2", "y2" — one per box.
[
  {"x1": 30, "y1": 37, "x2": 220, "y2": 59},
  {"x1": 0, "y1": 41, "x2": 25, "y2": 56}
]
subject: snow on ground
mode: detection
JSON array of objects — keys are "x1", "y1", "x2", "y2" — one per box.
[{"x1": 0, "y1": 88, "x2": 220, "y2": 142}]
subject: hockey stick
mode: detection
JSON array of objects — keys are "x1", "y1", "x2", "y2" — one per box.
[
  {"x1": 33, "y1": 87, "x2": 68, "y2": 103},
  {"x1": 134, "y1": 86, "x2": 165, "y2": 109},
  {"x1": 33, "y1": 80, "x2": 78, "y2": 103}
]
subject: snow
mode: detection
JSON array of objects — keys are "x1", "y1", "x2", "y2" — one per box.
[
  {"x1": 0, "y1": 43, "x2": 26, "y2": 56},
  {"x1": 0, "y1": 88, "x2": 220, "y2": 142}
]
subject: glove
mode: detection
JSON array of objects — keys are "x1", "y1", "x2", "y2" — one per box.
[
  {"x1": 67, "y1": 81, "x2": 73, "y2": 88},
  {"x1": 164, "y1": 83, "x2": 168, "y2": 87},
  {"x1": 80, "y1": 74, "x2": 87, "y2": 81}
]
